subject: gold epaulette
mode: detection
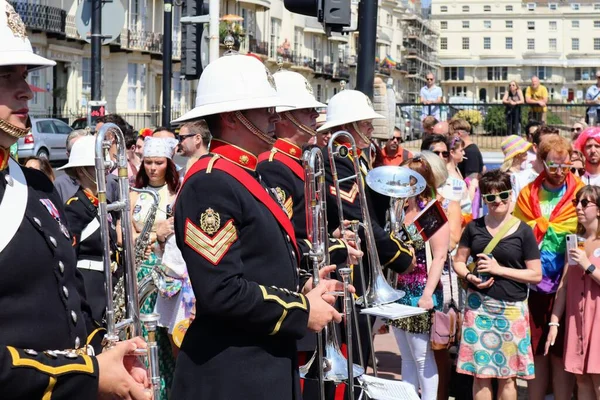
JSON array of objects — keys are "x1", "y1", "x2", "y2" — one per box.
[{"x1": 66, "y1": 197, "x2": 78, "y2": 205}]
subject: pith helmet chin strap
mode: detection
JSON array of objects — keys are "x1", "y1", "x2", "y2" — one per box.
[
  {"x1": 283, "y1": 111, "x2": 316, "y2": 137},
  {"x1": 352, "y1": 121, "x2": 370, "y2": 145},
  {"x1": 234, "y1": 111, "x2": 276, "y2": 146},
  {"x1": 0, "y1": 117, "x2": 30, "y2": 139}
]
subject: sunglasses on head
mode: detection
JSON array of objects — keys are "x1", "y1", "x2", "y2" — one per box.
[
  {"x1": 571, "y1": 167, "x2": 586, "y2": 175},
  {"x1": 432, "y1": 150, "x2": 450, "y2": 158},
  {"x1": 571, "y1": 127, "x2": 583, "y2": 132},
  {"x1": 482, "y1": 190, "x2": 511, "y2": 204},
  {"x1": 544, "y1": 160, "x2": 572, "y2": 174},
  {"x1": 572, "y1": 198, "x2": 597, "y2": 208}
]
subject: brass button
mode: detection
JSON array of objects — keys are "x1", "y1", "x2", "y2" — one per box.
[
  {"x1": 33, "y1": 217, "x2": 42, "y2": 227},
  {"x1": 24, "y1": 349, "x2": 38, "y2": 356},
  {"x1": 62, "y1": 286, "x2": 69, "y2": 299},
  {"x1": 49, "y1": 236, "x2": 57, "y2": 248},
  {"x1": 70, "y1": 310, "x2": 78, "y2": 325},
  {"x1": 58, "y1": 261, "x2": 65, "y2": 274},
  {"x1": 75, "y1": 337, "x2": 81, "y2": 348}
]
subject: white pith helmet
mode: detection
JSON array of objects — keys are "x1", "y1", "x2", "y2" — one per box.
[
  {"x1": 57, "y1": 136, "x2": 96, "y2": 170},
  {"x1": 0, "y1": 1, "x2": 55, "y2": 71},
  {"x1": 317, "y1": 89, "x2": 384, "y2": 132},
  {"x1": 172, "y1": 54, "x2": 291, "y2": 124},
  {"x1": 273, "y1": 71, "x2": 325, "y2": 113}
]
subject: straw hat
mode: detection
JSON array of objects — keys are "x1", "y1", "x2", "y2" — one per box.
[{"x1": 501, "y1": 135, "x2": 532, "y2": 162}]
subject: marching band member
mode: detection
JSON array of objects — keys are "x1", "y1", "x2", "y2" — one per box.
[
  {"x1": 171, "y1": 54, "x2": 351, "y2": 399},
  {"x1": 317, "y1": 90, "x2": 416, "y2": 377},
  {"x1": 256, "y1": 70, "x2": 363, "y2": 400},
  {"x1": 0, "y1": 3, "x2": 150, "y2": 398}
]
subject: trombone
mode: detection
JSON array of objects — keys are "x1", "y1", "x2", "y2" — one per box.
[
  {"x1": 326, "y1": 131, "x2": 405, "y2": 377},
  {"x1": 300, "y1": 146, "x2": 364, "y2": 400},
  {"x1": 95, "y1": 123, "x2": 161, "y2": 400}
]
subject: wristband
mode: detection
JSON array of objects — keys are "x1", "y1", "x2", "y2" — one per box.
[
  {"x1": 465, "y1": 272, "x2": 473, "y2": 282},
  {"x1": 548, "y1": 322, "x2": 560, "y2": 327}
]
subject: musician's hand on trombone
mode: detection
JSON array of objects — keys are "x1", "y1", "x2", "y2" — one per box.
[
  {"x1": 332, "y1": 220, "x2": 355, "y2": 241},
  {"x1": 306, "y1": 283, "x2": 343, "y2": 332},
  {"x1": 302, "y1": 265, "x2": 357, "y2": 296},
  {"x1": 97, "y1": 337, "x2": 152, "y2": 400},
  {"x1": 344, "y1": 240, "x2": 363, "y2": 265}
]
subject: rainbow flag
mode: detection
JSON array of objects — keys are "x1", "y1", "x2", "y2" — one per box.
[{"x1": 383, "y1": 55, "x2": 397, "y2": 67}]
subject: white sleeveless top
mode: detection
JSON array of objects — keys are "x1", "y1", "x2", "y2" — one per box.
[{"x1": 132, "y1": 184, "x2": 173, "y2": 233}]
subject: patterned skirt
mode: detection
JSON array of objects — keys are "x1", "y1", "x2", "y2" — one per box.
[{"x1": 456, "y1": 290, "x2": 535, "y2": 380}]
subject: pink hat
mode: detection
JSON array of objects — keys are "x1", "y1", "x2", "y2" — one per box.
[
  {"x1": 574, "y1": 126, "x2": 600, "y2": 152},
  {"x1": 501, "y1": 135, "x2": 532, "y2": 162}
]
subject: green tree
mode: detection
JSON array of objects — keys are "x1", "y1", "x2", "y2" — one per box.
[{"x1": 483, "y1": 106, "x2": 507, "y2": 135}]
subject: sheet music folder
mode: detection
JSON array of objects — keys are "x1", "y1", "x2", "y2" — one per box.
[
  {"x1": 360, "y1": 303, "x2": 427, "y2": 320},
  {"x1": 359, "y1": 375, "x2": 420, "y2": 400}
]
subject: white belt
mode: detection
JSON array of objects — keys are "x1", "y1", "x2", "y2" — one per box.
[{"x1": 77, "y1": 259, "x2": 104, "y2": 272}]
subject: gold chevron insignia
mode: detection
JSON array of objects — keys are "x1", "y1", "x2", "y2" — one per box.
[
  {"x1": 329, "y1": 183, "x2": 359, "y2": 204},
  {"x1": 283, "y1": 196, "x2": 293, "y2": 219},
  {"x1": 185, "y1": 218, "x2": 238, "y2": 265}
]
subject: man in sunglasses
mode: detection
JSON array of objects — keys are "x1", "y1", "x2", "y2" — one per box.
[
  {"x1": 178, "y1": 119, "x2": 211, "y2": 173},
  {"x1": 420, "y1": 73, "x2": 442, "y2": 121},
  {"x1": 574, "y1": 126, "x2": 600, "y2": 185},
  {"x1": 381, "y1": 127, "x2": 412, "y2": 166},
  {"x1": 514, "y1": 135, "x2": 583, "y2": 400},
  {"x1": 584, "y1": 72, "x2": 600, "y2": 124}
]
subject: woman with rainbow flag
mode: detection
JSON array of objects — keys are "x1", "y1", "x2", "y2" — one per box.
[{"x1": 514, "y1": 135, "x2": 583, "y2": 400}]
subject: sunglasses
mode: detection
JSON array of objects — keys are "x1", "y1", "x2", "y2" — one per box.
[
  {"x1": 482, "y1": 190, "x2": 512, "y2": 204},
  {"x1": 571, "y1": 167, "x2": 586, "y2": 175},
  {"x1": 572, "y1": 198, "x2": 598, "y2": 208},
  {"x1": 544, "y1": 160, "x2": 572, "y2": 174},
  {"x1": 178, "y1": 133, "x2": 197, "y2": 142},
  {"x1": 390, "y1": 136, "x2": 402, "y2": 141},
  {"x1": 432, "y1": 150, "x2": 450, "y2": 158},
  {"x1": 571, "y1": 127, "x2": 583, "y2": 132}
]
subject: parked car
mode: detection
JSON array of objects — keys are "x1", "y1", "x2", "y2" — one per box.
[
  {"x1": 397, "y1": 106, "x2": 423, "y2": 141},
  {"x1": 17, "y1": 117, "x2": 73, "y2": 161},
  {"x1": 71, "y1": 117, "x2": 88, "y2": 130}
]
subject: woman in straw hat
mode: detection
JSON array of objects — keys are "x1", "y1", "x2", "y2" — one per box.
[{"x1": 500, "y1": 135, "x2": 532, "y2": 175}]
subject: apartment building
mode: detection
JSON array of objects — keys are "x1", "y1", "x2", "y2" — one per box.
[
  {"x1": 17, "y1": 0, "x2": 437, "y2": 130},
  {"x1": 431, "y1": 0, "x2": 600, "y2": 103}
]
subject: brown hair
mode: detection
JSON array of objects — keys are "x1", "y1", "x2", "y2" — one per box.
[
  {"x1": 479, "y1": 169, "x2": 512, "y2": 195},
  {"x1": 22, "y1": 157, "x2": 55, "y2": 182},
  {"x1": 182, "y1": 119, "x2": 211, "y2": 146},
  {"x1": 449, "y1": 118, "x2": 471, "y2": 135},
  {"x1": 422, "y1": 116, "x2": 438, "y2": 132},
  {"x1": 401, "y1": 155, "x2": 436, "y2": 203},
  {"x1": 537, "y1": 135, "x2": 572, "y2": 162},
  {"x1": 575, "y1": 186, "x2": 600, "y2": 237},
  {"x1": 135, "y1": 158, "x2": 181, "y2": 194}
]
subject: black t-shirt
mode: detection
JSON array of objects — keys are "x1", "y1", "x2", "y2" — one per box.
[
  {"x1": 458, "y1": 143, "x2": 483, "y2": 177},
  {"x1": 459, "y1": 217, "x2": 540, "y2": 302}
]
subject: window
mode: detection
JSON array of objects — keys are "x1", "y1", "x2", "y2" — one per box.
[
  {"x1": 484, "y1": 20, "x2": 491, "y2": 29},
  {"x1": 462, "y1": 21, "x2": 470, "y2": 29},
  {"x1": 495, "y1": 87, "x2": 507, "y2": 101},
  {"x1": 312, "y1": 35, "x2": 322, "y2": 60},
  {"x1": 596, "y1": 3, "x2": 600, "y2": 10},
  {"x1": 396, "y1": 18, "x2": 401, "y2": 29},
  {"x1": 449, "y1": 86, "x2": 468, "y2": 97},
  {"x1": 127, "y1": 63, "x2": 146, "y2": 110},
  {"x1": 440, "y1": 37, "x2": 448, "y2": 49},
  {"x1": 484, "y1": 5, "x2": 491, "y2": 11},
  {"x1": 575, "y1": 67, "x2": 597, "y2": 80},
  {"x1": 572, "y1": 38, "x2": 580, "y2": 50},
  {"x1": 386, "y1": 14, "x2": 392, "y2": 25},
  {"x1": 595, "y1": 38, "x2": 600, "y2": 50},
  {"x1": 506, "y1": 20, "x2": 513, "y2": 28},
  {"x1": 462, "y1": 5, "x2": 469, "y2": 12},
  {"x1": 293, "y1": 27, "x2": 303, "y2": 58},
  {"x1": 505, "y1": 5, "x2": 513, "y2": 11},
  {"x1": 572, "y1": 3, "x2": 580, "y2": 10},
  {"x1": 270, "y1": 18, "x2": 281, "y2": 59},
  {"x1": 487, "y1": 67, "x2": 508, "y2": 81},
  {"x1": 172, "y1": 72, "x2": 182, "y2": 111},
  {"x1": 506, "y1": 37, "x2": 513, "y2": 49},
  {"x1": 52, "y1": 121, "x2": 72, "y2": 135},
  {"x1": 444, "y1": 67, "x2": 465, "y2": 81},
  {"x1": 572, "y1": 20, "x2": 580, "y2": 28},
  {"x1": 527, "y1": 3, "x2": 536, "y2": 11},
  {"x1": 440, "y1": 5, "x2": 448, "y2": 12},
  {"x1": 549, "y1": 3, "x2": 557, "y2": 10},
  {"x1": 462, "y1": 37, "x2": 469, "y2": 50},
  {"x1": 484, "y1": 37, "x2": 491, "y2": 49},
  {"x1": 316, "y1": 84, "x2": 321, "y2": 102},
  {"x1": 595, "y1": 21, "x2": 600, "y2": 28},
  {"x1": 440, "y1": 21, "x2": 448, "y2": 29},
  {"x1": 36, "y1": 121, "x2": 55, "y2": 133},
  {"x1": 549, "y1": 21, "x2": 557, "y2": 30},
  {"x1": 82, "y1": 57, "x2": 91, "y2": 95},
  {"x1": 129, "y1": 0, "x2": 147, "y2": 31},
  {"x1": 536, "y1": 66, "x2": 552, "y2": 80},
  {"x1": 527, "y1": 21, "x2": 535, "y2": 30},
  {"x1": 527, "y1": 38, "x2": 535, "y2": 50},
  {"x1": 28, "y1": 46, "x2": 42, "y2": 105},
  {"x1": 549, "y1": 38, "x2": 557, "y2": 51}
]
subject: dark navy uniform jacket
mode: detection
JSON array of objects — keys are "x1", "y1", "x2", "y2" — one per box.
[
  {"x1": 173, "y1": 139, "x2": 310, "y2": 400},
  {"x1": 0, "y1": 157, "x2": 99, "y2": 399}
]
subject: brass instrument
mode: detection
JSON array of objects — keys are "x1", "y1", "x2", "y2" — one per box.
[
  {"x1": 95, "y1": 123, "x2": 161, "y2": 399},
  {"x1": 300, "y1": 146, "x2": 364, "y2": 398},
  {"x1": 132, "y1": 187, "x2": 160, "y2": 265}
]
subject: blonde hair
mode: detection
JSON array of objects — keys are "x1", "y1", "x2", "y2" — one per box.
[
  {"x1": 508, "y1": 80, "x2": 520, "y2": 92},
  {"x1": 420, "y1": 150, "x2": 449, "y2": 189}
]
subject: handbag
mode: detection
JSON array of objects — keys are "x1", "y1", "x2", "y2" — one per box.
[{"x1": 430, "y1": 251, "x2": 460, "y2": 350}]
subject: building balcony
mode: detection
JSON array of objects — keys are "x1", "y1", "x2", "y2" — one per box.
[
  {"x1": 314, "y1": 61, "x2": 324, "y2": 74},
  {"x1": 396, "y1": 63, "x2": 408, "y2": 73},
  {"x1": 10, "y1": 1, "x2": 66, "y2": 36},
  {"x1": 125, "y1": 29, "x2": 163, "y2": 55},
  {"x1": 291, "y1": 55, "x2": 315, "y2": 71},
  {"x1": 249, "y1": 38, "x2": 268, "y2": 56},
  {"x1": 334, "y1": 64, "x2": 350, "y2": 80},
  {"x1": 323, "y1": 63, "x2": 334, "y2": 76},
  {"x1": 237, "y1": 0, "x2": 271, "y2": 9}
]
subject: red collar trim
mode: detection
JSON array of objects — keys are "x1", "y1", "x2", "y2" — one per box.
[
  {"x1": 83, "y1": 189, "x2": 99, "y2": 207},
  {"x1": 0, "y1": 147, "x2": 9, "y2": 171},
  {"x1": 210, "y1": 139, "x2": 258, "y2": 171},
  {"x1": 273, "y1": 138, "x2": 302, "y2": 160},
  {"x1": 334, "y1": 140, "x2": 362, "y2": 157}
]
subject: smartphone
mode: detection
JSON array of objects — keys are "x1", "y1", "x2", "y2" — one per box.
[
  {"x1": 566, "y1": 234, "x2": 578, "y2": 265},
  {"x1": 477, "y1": 254, "x2": 493, "y2": 282}
]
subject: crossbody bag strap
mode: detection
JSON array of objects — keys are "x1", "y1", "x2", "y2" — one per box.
[{"x1": 482, "y1": 216, "x2": 520, "y2": 255}]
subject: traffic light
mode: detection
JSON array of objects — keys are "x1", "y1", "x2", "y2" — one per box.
[
  {"x1": 181, "y1": 0, "x2": 208, "y2": 80},
  {"x1": 283, "y1": 0, "x2": 350, "y2": 32}
]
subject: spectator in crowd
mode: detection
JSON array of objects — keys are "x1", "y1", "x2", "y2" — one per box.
[
  {"x1": 178, "y1": 119, "x2": 211, "y2": 173},
  {"x1": 454, "y1": 119, "x2": 483, "y2": 217},
  {"x1": 547, "y1": 185, "x2": 600, "y2": 400},
  {"x1": 574, "y1": 127, "x2": 600, "y2": 185},
  {"x1": 422, "y1": 115, "x2": 438, "y2": 136},
  {"x1": 54, "y1": 129, "x2": 89, "y2": 202},
  {"x1": 125, "y1": 129, "x2": 140, "y2": 186},
  {"x1": 500, "y1": 135, "x2": 531, "y2": 175},
  {"x1": 502, "y1": 81, "x2": 524, "y2": 136},
  {"x1": 514, "y1": 135, "x2": 582, "y2": 400},
  {"x1": 523, "y1": 120, "x2": 542, "y2": 170},
  {"x1": 525, "y1": 76, "x2": 549, "y2": 123},
  {"x1": 421, "y1": 134, "x2": 450, "y2": 164},
  {"x1": 433, "y1": 121, "x2": 449, "y2": 136},
  {"x1": 153, "y1": 127, "x2": 176, "y2": 139},
  {"x1": 571, "y1": 120, "x2": 588, "y2": 142},
  {"x1": 454, "y1": 169, "x2": 542, "y2": 400},
  {"x1": 380, "y1": 127, "x2": 412, "y2": 166},
  {"x1": 420, "y1": 72, "x2": 443, "y2": 121},
  {"x1": 443, "y1": 135, "x2": 472, "y2": 219},
  {"x1": 136, "y1": 128, "x2": 153, "y2": 160},
  {"x1": 584, "y1": 71, "x2": 600, "y2": 125},
  {"x1": 570, "y1": 150, "x2": 586, "y2": 179},
  {"x1": 23, "y1": 156, "x2": 54, "y2": 182}
]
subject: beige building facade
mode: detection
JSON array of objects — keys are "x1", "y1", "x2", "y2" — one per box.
[{"x1": 432, "y1": 0, "x2": 600, "y2": 103}]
